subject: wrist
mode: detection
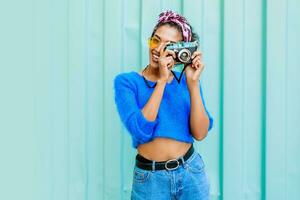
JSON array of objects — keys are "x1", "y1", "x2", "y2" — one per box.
[
  {"x1": 157, "y1": 77, "x2": 168, "y2": 84},
  {"x1": 157, "y1": 78, "x2": 167, "y2": 85},
  {"x1": 187, "y1": 81, "x2": 199, "y2": 91},
  {"x1": 188, "y1": 83, "x2": 199, "y2": 92}
]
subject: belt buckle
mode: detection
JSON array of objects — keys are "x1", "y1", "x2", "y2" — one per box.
[{"x1": 165, "y1": 158, "x2": 180, "y2": 170}]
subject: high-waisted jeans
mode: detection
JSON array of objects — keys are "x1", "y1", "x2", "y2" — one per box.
[{"x1": 131, "y1": 150, "x2": 210, "y2": 200}]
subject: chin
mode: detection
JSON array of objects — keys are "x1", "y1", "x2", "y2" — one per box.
[{"x1": 150, "y1": 62, "x2": 159, "y2": 68}]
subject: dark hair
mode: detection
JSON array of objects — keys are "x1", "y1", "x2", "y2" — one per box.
[{"x1": 150, "y1": 21, "x2": 199, "y2": 42}]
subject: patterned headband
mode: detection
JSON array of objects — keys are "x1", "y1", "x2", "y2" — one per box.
[{"x1": 156, "y1": 10, "x2": 192, "y2": 42}]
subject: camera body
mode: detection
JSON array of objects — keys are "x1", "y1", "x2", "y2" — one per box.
[{"x1": 165, "y1": 41, "x2": 199, "y2": 64}]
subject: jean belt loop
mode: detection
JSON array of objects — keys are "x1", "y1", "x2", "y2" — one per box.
[
  {"x1": 180, "y1": 156, "x2": 187, "y2": 168},
  {"x1": 152, "y1": 161, "x2": 156, "y2": 172}
]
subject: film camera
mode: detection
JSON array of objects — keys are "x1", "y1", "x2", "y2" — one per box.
[{"x1": 165, "y1": 41, "x2": 199, "y2": 64}]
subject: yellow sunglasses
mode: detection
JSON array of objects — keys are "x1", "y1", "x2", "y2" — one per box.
[
  {"x1": 148, "y1": 37, "x2": 172, "y2": 50},
  {"x1": 148, "y1": 37, "x2": 161, "y2": 49}
]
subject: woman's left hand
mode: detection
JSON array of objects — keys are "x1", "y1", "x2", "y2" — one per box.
[{"x1": 184, "y1": 50, "x2": 204, "y2": 87}]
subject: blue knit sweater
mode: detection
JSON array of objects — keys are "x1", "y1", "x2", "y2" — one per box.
[{"x1": 113, "y1": 71, "x2": 213, "y2": 148}]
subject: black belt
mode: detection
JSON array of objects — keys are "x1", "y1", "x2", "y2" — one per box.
[{"x1": 135, "y1": 145, "x2": 194, "y2": 171}]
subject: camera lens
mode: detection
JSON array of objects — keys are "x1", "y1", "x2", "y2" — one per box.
[
  {"x1": 178, "y1": 49, "x2": 191, "y2": 63},
  {"x1": 180, "y1": 52, "x2": 189, "y2": 61}
]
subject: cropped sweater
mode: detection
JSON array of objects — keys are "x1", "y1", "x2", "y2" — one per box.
[{"x1": 113, "y1": 71, "x2": 214, "y2": 148}]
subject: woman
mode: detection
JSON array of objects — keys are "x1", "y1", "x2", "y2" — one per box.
[{"x1": 114, "y1": 10, "x2": 214, "y2": 200}]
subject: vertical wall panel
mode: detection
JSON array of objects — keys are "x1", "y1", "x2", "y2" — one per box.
[
  {"x1": 85, "y1": 0, "x2": 103, "y2": 199},
  {"x1": 161, "y1": 0, "x2": 182, "y2": 12},
  {"x1": 0, "y1": 1, "x2": 37, "y2": 200},
  {"x1": 286, "y1": 1, "x2": 300, "y2": 199},
  {"x1": 99, "y1": 0, "x2": 105, "y2": 199},
  {"x1": 68, "y1": 0, "x2": 88, "y2": 199},
  {"x1": 103, "y1": 0, "x2": 122, "y2": 199},
  {"x1": 223, "y1": 0, "x2": 245, "y2": 199},
  {"x1": 34, "y1": 1, "x2": 53, "y2": 200},
  {"x1": 266, "y1": 0, "x2": 288, "y2": 199},
  {"x1": 243, "y1": 0, "x2": 263, "y2": 199},
  {"x1": 50, "y1": 0, "x2": 70, "y2": 200},
  {"x1": 0, "y1": 0, "x2": 300, "y2": 200}
]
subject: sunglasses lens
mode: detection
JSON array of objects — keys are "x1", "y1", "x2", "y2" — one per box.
[{"x1": 148, "y1": 37, "x2": 160, "y2": 49}]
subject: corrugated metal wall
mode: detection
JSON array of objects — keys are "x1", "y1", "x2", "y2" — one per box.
[{"x1": 0, "y1": 0, "x2": 299, "y2": 200}]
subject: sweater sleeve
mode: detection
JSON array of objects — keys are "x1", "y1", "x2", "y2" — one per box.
[
  {"x1": 199, "y1": 82, "x2": 214, "y2": 132},
  {"x1": 113, "y1": 74, "x2": 158, "y2": 147}
]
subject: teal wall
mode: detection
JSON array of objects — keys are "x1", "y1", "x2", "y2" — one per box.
[{"x1": 0, "y1": 0, "x2": 299, "y2": 200}]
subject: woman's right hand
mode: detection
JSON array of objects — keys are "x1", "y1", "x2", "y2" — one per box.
[{"x1": 158, "y1": 43, "x2": 176, "y2": 82}]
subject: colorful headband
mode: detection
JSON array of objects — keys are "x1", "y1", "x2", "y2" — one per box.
[{"x1": 156, "y1": 10, "x2": 192, "y2": 42}]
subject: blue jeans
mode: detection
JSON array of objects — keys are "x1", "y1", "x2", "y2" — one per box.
[{"x1": 131, "y1": 150, "x2": 210, "y2": 200}]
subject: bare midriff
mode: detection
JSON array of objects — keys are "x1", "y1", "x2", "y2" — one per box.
[{"x1": 137, "y1": 137, "x2": 192, "y2": 162}]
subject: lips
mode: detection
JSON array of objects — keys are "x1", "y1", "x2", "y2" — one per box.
[{"x1": 152, "y1": 54, "x2": 159, "y2": 62}]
